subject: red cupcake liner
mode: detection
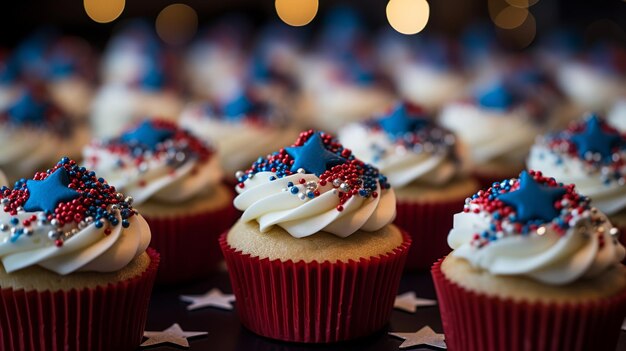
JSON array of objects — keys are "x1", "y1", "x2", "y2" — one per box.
[
  {"x1": 431, "y1": 258, "x2": 626, "y2": 351},
  {"x1": 395, "y1": 199, "x2": 464, "y2": 270},
  {"x1": 220, "y1": 230, "x2": 412, "y2": 343},
  {"x1": 146, "y1": 203, "x2": 237, "y2": 284},
  {"x1": 0, "y1": 248, "x2": 160, "y2": 351}
]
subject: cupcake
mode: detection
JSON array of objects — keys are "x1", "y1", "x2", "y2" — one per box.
[
  {"x1": 338, "y1": 102, "x2": 479, "y2": 270},
  {"x1": 433, "y1": 170, "x2": 626, "y2": 351},
  {"x1": 179, "y1": 90, "x2": 300, "y2": 178},
  {"x1": 439, "y1": 80, "x2": 541, "y2": 187},
  {"x1": 0, "y1": 157, "x2": 159, "y2": 351},
  {"x1": 556, "y1": 44, "x2": 626, "y2": 111},
  {"x1": 528, "y1": 114, "x2": 626, "y2": 240},
  {"x1": 92, "y1": 22, "x2": 181, "y2": 138},
  {"x1": 0, "y1": 87, "x2": 83, "y2": 182},
  {"x1": 83, "y1": 119, "x2": 235, "y2": 283},
  {"x1": 222, "y1": 130, "x2": 411, "y2": 342}
]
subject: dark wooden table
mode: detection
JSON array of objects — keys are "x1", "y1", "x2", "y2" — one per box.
[{"x1": 144, "y1": 269, "x2": 626, "y2": 351}]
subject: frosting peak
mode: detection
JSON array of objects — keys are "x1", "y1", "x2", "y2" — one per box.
[
  {"x1": 83, "y1": 118, "x2": 220, "y2": 205},
  {"x1": 0, "y1": 157, "x2": 149, "y2": 275},
  {"x1": 449, "y1": 170, "x2": 625, "y2": 285},
  {"x1": 234, "y1": 130, "x2": 396, "y2": 238},
  {"x1": 339, "y1": 102, "x2": 459, "y2": 188}
]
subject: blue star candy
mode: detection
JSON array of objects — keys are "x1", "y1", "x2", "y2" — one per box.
[
  {"x1": 497, "y1": 171, "x2": 566, "y2": 223},
  {"x1": 24, "y1": 168, "x2": 80, "y2": 213},
  {"x1": 7, "y1": 91, "x2": 47, "y2": 125},
  {"x1": 285, "y1": 132, "x2": 345, "y2": 176},
  {"x1": 378, "y1": 104, "x2": 428, "y2": 137},
  {"x1": 223, "y1": 92, "x2": 253, "y2": 120},
  {"x1": 120, "y1": 120, "x2": 174, "y2": 150},
  {"x1": 476, "y1": 82, "x2": 517, "y2": 110},
  {"x1": 571, "y1": 115, "x2": 621, "y2": 160}
]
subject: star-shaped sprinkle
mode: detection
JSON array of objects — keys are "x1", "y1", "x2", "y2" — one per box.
[
  {"x1": 120, "y1": 120, "x2": 174, "y2": 150},
  {"x1": 7, "y1": 91, "x2": 47, "y2": 125},
  {"x1": 223, "y1": 92, "x2": 253, "y2": 119},
  {"x1": 497, "y1": 171, "x2": 566, "y2": 223},
  {"x1": 141, "y1": 323, "x2": 207, "y2": 348},
  {"x1": 571, "y1": 114, "x2": 621, "y2": 160},
  {"x1": 476, "y1": 82, "x2": 516, "y2": 110},
  {"x1": 285, "y1": 132, "x2": 345, "y2": 176},
  {"x1": 379, "y1": 103, "x2": 428, "y2": 136},
  {"x1": 180, "y1": 288, "x2": 236, "y2": 311},
  {"x1": 394, "y1": 291, "x2": 437, "y2": 313},
  {"x1": 24, "y1": 168, "x2": 80, "y2": 213},
  {"x1": 389, "y1": 326, "x2": 447, "y2": 349}
]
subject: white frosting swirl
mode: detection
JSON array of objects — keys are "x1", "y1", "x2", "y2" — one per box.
[
  {"x1": 439, "y1": 102, "x2": 538, "y2": 165},
  {"x1": 395, "y1": 65, "x2": 465, "y2": 109},
  {"x1": 449, "y1": 206, "x2": 625, "y2": 285},
  {"x1": 608, "y1": 99, "x2": 626, "y2": 132},
  {"x1": 179, "y1": 104, "x2": 299, "y2": 176},
  {"x1": 83, "y1": 144, "x2": 222, "y2": 205},
  {"x1": 0, "y1": 209, "x2": 150, "y2": 275},
  {"x1": 338, "y1": 123, "x2": 457, "y2": 188},
  {"x1": 556, "y1": 62, "x2": 624, "y2": 110},
  {"x1": 527, "y1": 144, "x2": 626, "y2": 215},
  {"x1": 234, "y1": 171, "x2": 396, "y2": 238}
]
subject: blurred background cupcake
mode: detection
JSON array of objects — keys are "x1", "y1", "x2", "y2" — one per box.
[
  {"x1": 83, "y1": 118, "x2": 235, "y2": 283},
  {"x1": 339, "y1": 102, "x2": 479, "y2": 269}
]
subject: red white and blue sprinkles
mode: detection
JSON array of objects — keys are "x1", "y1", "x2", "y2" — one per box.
[
  {"x1": 236, "y1": 130, "x2": 391, "y2": 211},
  {"x1": 0, "y1": 157, "x2": 136, "y2": 247},
  {"x1": 464, "y1": 170, "x2": 619, "y2": 248},
  {"x1": 86, "y1": 119, "x2": 213, "y2": 185},
  {"x1": 538, "y1": 114, "x2": 626, "y2": 186}
]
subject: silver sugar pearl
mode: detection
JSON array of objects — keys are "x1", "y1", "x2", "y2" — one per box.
[
  {"x1": 298, "y1": 192, "x2": 307, "y2": 200},
  {"x1": 48, "y1": 230, "x2": 60, "y2": 240},
  {"x1": 124, "y1": 196, "x2": 134, "y2": 205},
  {"x1": 306, "y1": 181, "x2": 318, "y2": 190},
  {"x1": 610, "y1": 227, "x2": 620, "y2": 237},
  {"x1": 23, "y1": 228, "x2": 32, "y2": 236},
  {"x1": 85, "y1": 217, "x2": 94, "y2": 224},
  {"x1": 15, "y1": 206, "x2": 23, "y2": 213},
  {"x1": 0, "y1": 224, "x2": 7, "y2": 232},
  {"x1": 332, "y1": 179, "x2": 341, "y2": 187},
  {"x1": 37, "y1": 220, "x2": 47, "y2": 226},
  {"x1": 78, "y1": 221, "x2": 86, "y2": 229},
  {"x1": 110, "y1": 204, "x2": 119, "y2": 211},
  {"x1": 50, "y1": 219, "x2": 60, "y2": 227},
  {"x1": 0, "y1": 198, "x2": 8, "y2": 205},
  {"x1": 138, "y1": 163, "x2": 149, "y2": 173},
  {"x1": 339, "y1": 183, "x2": 350, "y2": 191},
  {"x1": 235, "y1": 171, "x2": 244, "y2": 179},
  {"x1": 115, "y1": 193, "x2": 124, "y2": 200},
  {"x1": 297, "y1": 168, "x2": 305, "y2": 174}
]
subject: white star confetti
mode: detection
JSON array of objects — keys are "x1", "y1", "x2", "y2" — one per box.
[
  {"x1": 141, "y1": 323, "x2": 207, "y2": 348},
  {"x1": 389, "y1": 326, "x2": 446, "y2": 349},
  {"x1": 180, "y1": 288, "x2": 236, "y2": 311},
  {"x1": 393, "y1": 291, "x2": 437, "y2": 313}
]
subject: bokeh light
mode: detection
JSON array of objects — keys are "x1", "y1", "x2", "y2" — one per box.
[
  {"x1": 386, "y1": 0, "x2": 430, "y2": 35},
  {"x1": 155, "y1": 4, "x2": 198, "y2": 45},
  {"x1": 275, "y1": 0, "x2": 319, "y2": 27},
  {"x1": 84, "y1": 0, "x2": 125, "y2": 24},
  {"x1": 494, "y1": 6, "x2": 529, "y2": 29},
  {"x1": 496, "y1": 12, "x2": 536, "y2": 49}
]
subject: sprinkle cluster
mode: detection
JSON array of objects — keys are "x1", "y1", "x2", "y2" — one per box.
[
  {"x1": 368, "y1": 104, "x2": 457, "y2": 162},
  {"x1": 463, "y1": 170, "x2": 591, "y2": 248},
  {"x1": 0, "y1": 157, "x2": 136, "y2": 247},
  {"x1": 87, "y1": 119, "x2": 213, "y2": 179},
  {"x1": 0, "y1": 89, "x2": 71, "y2": 134},
  {"x1": 194, "y1": 92, "x2": 287, "y2": 126},
  {"x1": 236, "y1": 130, "x2": 391, "y2": 211},
  {"x1": 540, "y1": 115, "x2": 626, "y2": 185}
]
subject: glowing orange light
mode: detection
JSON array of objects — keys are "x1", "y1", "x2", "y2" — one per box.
[
  {"x1": 275, "y1": 0, "x2": 319, "y2": 27},
  {"x1": 386, "y1": 0, "x2": 430, "y2": 35},
  {"x1": 84, "y1": 0, "x2": 125, "y2": 23},
  {"x1": 156, "y1": 4, "x2": 198, "y2": 45}
]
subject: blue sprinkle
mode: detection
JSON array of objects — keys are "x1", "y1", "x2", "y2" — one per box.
[
  {"x1": 290, "y1": 187, "x2": 299, "y2": 194},
  {"x1": 10, "y1": 217, "x2": 18, "y2": 225}
]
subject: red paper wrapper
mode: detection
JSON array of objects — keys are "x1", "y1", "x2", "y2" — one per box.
[
  {"x1": 220, "y1": 230, "x2": 411, "y2": 343},
  {"x1": 146, "y1": 203, "x2": 236, "y2": 284},
  {"x1": 0, "y1": 248, "x2": 160, "y2": 351},
  {"x1": 395, "y1": 199, "x2": 464, "y2": 270},
  {"x1": 431, "y1": 258, "x2": 626, "y2": 351}
]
